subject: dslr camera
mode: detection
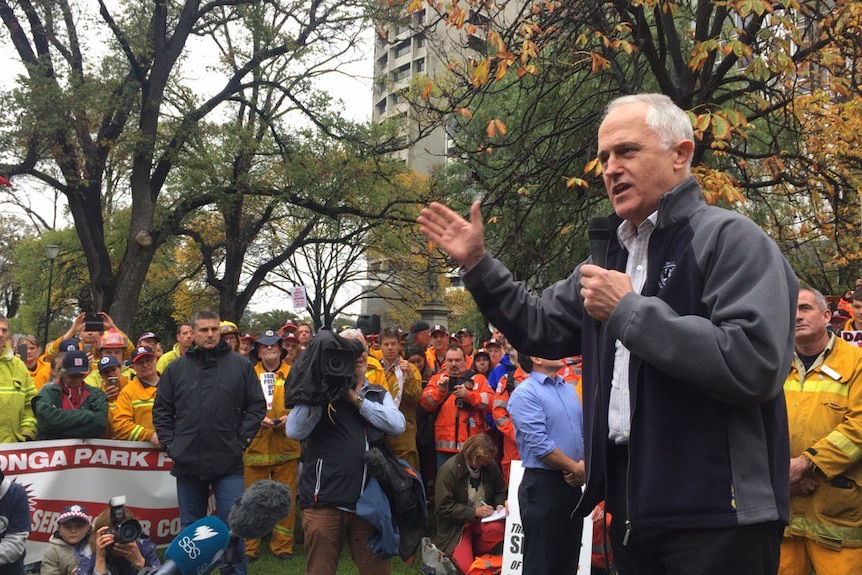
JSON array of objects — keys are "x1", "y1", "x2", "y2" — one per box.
[
  {"x1": 448, "y1": 375, "x2": 474, "y2": 409},
  {"x1": 108, "y1": 496, "x2": 142, "y2": 546}
]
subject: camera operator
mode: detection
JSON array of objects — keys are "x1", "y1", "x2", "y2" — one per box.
[
  {"x1": 420, "y1": 345, "x2": 495, "y2": 471},
  {"x1": 79, "y1": 507, "x2": 159, "y2": 575},
  {"x1": 286, "y1": 329, "x2": 405, "y2": 575}
]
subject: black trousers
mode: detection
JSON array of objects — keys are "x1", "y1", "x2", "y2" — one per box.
[
  {"x1": 518, "y1": 467, "x2": 584, "y2": 575},
  {"x1": 605, "y1": 443, "x2": 783, "y2": 575}
]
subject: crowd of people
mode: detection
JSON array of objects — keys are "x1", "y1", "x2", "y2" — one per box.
[{"x1": 0, "y1": 93, "x2": 861, "y2": 575}]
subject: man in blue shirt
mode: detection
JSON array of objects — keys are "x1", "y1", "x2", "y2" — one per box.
[{"x1": 508, "y1": 354, "x2": 584, "y2": 575}]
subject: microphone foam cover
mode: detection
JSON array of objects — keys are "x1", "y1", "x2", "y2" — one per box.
[{"x1": 228, "y1": 479, "x2": 292, "y2": 539}]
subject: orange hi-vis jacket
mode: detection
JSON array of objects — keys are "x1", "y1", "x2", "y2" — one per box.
[
  {"x1": 420, "y1": 370, "x2": 493, "y2": 453},
  {"x1": 558, "y1": 357, "x2": 583, "y2": 401},
  {"x1": 425, "y1": 346, "x2": 447, "y2": 375},
  {"x1": 491, "y1": 368, "x2": 528, "y2": 467}
]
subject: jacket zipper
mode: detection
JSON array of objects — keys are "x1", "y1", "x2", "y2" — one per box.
[{"x1": 622, "y1": 357, "x2": 642, "y2": 547}]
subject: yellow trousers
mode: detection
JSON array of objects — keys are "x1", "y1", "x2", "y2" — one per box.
[
  {"x1": 779, "y1": 536, "x2": 862, "y2": 575},
  {"x1": 243, "y1": 460, "x2": 298, "y2": 557}
]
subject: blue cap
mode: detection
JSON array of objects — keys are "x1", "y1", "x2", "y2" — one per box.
[
  {"x1": 58, "y1": 338, "x2": 80, "y2": 352},
  {"x1": 62, "y1": 350, "x2": 90, "y2": 375},
  {"x1": 57, "y1": 505, "x2": 91, "y2": 525},
  {"x1": 255, "y1": 330, "x2": 281, "y2": 347},
  {"x1": 97, "y1": 355, "x2": 121, "y2": 372}
]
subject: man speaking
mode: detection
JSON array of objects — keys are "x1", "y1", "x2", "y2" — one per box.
[{"x1": 418, "y1": 94, "x2": 797, "y2": 574}]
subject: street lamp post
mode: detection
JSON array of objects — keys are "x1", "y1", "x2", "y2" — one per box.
[{"x1": 43, "y1": 245, "x2": 60, "y2": 349}]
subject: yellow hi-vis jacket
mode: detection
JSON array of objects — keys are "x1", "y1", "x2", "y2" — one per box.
[
  {"x1": 244, "y1": 361, "x2": 300, "y2": 466},
  {"x1": 785, "y1": 335, "x2": 862, "y2": 548}
]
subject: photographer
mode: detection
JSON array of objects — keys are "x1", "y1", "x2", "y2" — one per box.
[
  {"x1": 286, "y1": 329, "x2": 405, "y2": 575},
  {"x1": 420, "y1": 345, "x2": 495, "y2": 470},
  {"x1": 79, "y1": 507, "x2": 159, "y2": 575}
]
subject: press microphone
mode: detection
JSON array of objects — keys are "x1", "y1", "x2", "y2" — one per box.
[
  {"x1": 223, "y1": 479, "x2": 292, "y2": 564},
  {"x1": 228, "y1": 479, "x2": 292, "y2": 539},
  {"x1": 588, "y1": 216, "x2": 611, "y2": 268},
  {"x1": 151, "y1": 516, "x2": 230, "y2": 575}
]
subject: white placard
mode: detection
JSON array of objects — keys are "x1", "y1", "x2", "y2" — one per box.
[
  {"x1": 501, "y1": 461, "x2": 524, "y2": 575},
  {"x1": 260, "y1": 371, "x2": 276, "y2": 410},
  {"x1": 840, "y1": 330, "x2": 862, "y2": 347},
  {"x1": 501, "y1": 460, "x2": 592, "y2": 574},
  {"x1": 291, "y1": 286, "x2": 307, "y2": 310}
]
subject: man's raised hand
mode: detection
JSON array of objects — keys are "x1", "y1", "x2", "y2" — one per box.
[{"x1": 418, "y1": 200, "x2": 486, "y2": 269}]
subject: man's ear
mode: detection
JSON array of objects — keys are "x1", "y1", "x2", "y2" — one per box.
[{"x1": 674, "y1": 139, "x2": 695, "y2": 170}]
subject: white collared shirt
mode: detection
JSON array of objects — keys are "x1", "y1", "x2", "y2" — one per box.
[{"x1": 608, "y1": 211, "x2": 657, "y2": 444}]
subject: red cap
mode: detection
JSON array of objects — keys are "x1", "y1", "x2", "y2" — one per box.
[{"x1": 132, "y1": 345, "x2": 157, "y2": 363}]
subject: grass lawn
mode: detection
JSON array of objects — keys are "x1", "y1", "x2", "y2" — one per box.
[{"x1": 246, "y1": 541, "x2": 424, "y2": 574}]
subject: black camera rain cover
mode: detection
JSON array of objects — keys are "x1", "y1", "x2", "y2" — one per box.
[{"x1": 284, "y1": 328, "x2": 363, "y2": 407}]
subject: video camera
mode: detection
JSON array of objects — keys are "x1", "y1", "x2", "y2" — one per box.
[
  {"x1": 108, "y1": 496, "x2": 142, "y2": 546},
  {"x1": 284, "y1": 329, "x2": 368, "y2": 407},
  {"x1": 321, "y1": 337, "x2": 365, "y2": 384}
]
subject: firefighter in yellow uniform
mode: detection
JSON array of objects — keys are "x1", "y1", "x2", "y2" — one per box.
[
  {"x1": 111, "y1": 346, "x2": 160, "y2": 446},
  {"x1": 244, "y1": 331, "x2": 300, "y2": 562},
  {"x1": 780, "y1": 287, "x2": 862, "y2": 575},
  {"x1": 378, "y1": 328, "x2": 422, "y2": 470}
]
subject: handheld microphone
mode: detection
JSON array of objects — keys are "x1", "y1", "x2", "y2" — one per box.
[
  {"x1": 588, "y1": 216, "x2": 611, "y2": 268},
  {"x1": 152, "y1": 516, "x2": 229, "y2": 575},
  {"x1": 588, "y1": 216, "x2": 611, "y2": 335},
  {"x1": 223, "y1": 479, "x2": 292, "y2": 564}
]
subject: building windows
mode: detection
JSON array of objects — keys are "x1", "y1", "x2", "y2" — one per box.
[
  {"x1": 392, "y1": 63, "x2": 411, "y2": 83},
  {"x1": 375, "y1": 98, "x2": 387, "y2": 116},
  {"x1": 394, "y1": 39, "x2": 411, "y2": 59}
]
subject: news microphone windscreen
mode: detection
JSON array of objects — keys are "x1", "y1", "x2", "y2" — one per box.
[
  {"x1": 228, "y1": 479, "x2": 292, "y2": 539},
  {"x1": 163, "y1": 515, "x2": 229, "y2": 575},
  {"x1": 365, "y1": 446, "x2": 390, "y2": 480},
  {"x1": 588, "y1": 216, "x2": 611, "y2": 268}
]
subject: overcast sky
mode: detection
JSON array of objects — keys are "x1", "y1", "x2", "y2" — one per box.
[
  {"x1": 1, "y1": 6, "x2": 374, "y2": 226},
  {"x1": 1, "y1": 6, "x2": 375, "y2": 317}
]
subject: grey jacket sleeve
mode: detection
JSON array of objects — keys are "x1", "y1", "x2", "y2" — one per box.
[
  {"x1": 462, "y1": 253, "x2": 585, "y2": 360},
  {"x1": 0, "y1": 531, "x2": 26, "y2": 565},
  {"x1": 608, "y1": 213, "x2": 797, "y2": 404}
]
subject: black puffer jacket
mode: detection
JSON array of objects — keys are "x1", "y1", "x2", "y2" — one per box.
[{"x1": 153, "y1": 340, "x2": 266, "y2": 480}]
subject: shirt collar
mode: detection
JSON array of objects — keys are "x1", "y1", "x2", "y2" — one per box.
[
  {"x1": 259, "y1": 360, "x2": 289, "y2": 379},
  {"x1": 617, "y1": 210, "x2": 658, "y2": 250},
  {"x1": 796, "y1": 332, "x2": 836, "y2": 363},
  {"x1": 528, "y1": 371, "x2": 563, "y2": 386}
]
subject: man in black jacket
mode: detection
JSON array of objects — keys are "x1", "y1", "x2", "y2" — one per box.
[
  {"x1": 419, "y1": 94, "x2": 797, "y2": 575},
  {"x1": 153, "y1": 309, "x2": 265, "y2": 575}
]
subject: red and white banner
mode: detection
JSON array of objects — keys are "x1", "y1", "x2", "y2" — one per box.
[{"x1": 0, "y1": 439, "x2": 179, "y2": 566}]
